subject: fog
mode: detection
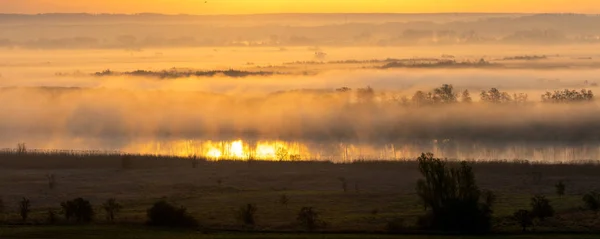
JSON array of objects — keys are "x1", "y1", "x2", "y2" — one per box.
[{"x1": 2, "y1": 13, "x2": 600, "y2": 161}]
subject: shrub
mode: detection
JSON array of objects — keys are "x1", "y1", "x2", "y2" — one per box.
[
  {"x1": 147, "y1": 200, "x2": 198, "y2": 228},
  {"x1": 530, "y1": 195, "x2": 554, "y2": 220},
  {"x1": 297, "y1": 207, "x2": 322, "y2": 231},
  {"x1": 555, "y1": 181, "x2": 566, "y2": 197},
  {"x1": 19, "y1": 198, "x2": 31, "y2": 221},
  {"x1": 415, "y1": 153, "x2": 493, "y2": 233},
  {"x1": 60, "y1": 198, "x2": 94, "y2": 223},
  {"x1": 583, "y1": 191, "x2": 600, "y2": 212},
  {"x1": 513, "y1": 209, "x2": 533, "y2": 232},
  {"x1": 236, "y1": 204, "x2": 257, "y2": 227},
  {"x1": 102, "y1": 198, "x2": 122, "y2": 223}
]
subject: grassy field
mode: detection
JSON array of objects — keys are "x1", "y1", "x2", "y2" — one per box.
[
  {"x1": 1, "y1": 153, "x2": 600, "y2": 235},
  {"x1": 2, "y1": 226, "x2": 600, "y2": 239}
]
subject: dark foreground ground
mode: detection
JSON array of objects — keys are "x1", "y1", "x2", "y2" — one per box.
[
  {"x1": 0, "y1": 152, "x2": 600, "y2": 237},
  {"x1": 2, "y1": 226, "x2": 600, "y2": 239}
]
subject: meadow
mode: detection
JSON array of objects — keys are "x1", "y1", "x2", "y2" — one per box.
[{"x1": 1, "y1": 151, "x2": 600, "y2": 237}]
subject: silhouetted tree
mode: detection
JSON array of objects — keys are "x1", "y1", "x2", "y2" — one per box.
[
  {"x1": 513, "y1": 209, "x2": 533, "y2": 232},
  {"x1": 147, "y1": 200, "x2": 198, "y2": 228},
  {"x1": 433, "y1": 84, "x2": 458, "y2": 104},
  {"x1": 583, "y1": 191, "x2": 600, "y2": 213},
  {"x1": 412, "y1": 90, "x2": 433, "y2": 106},
  {"x1": 555, "y1": 181, "x2": 566, "y2": 197},
  {"x1": 542, "y1": 89, "x2": 593, "y2": 103},
  {"x1": 297, "y1": 207, "x2": 322, "y2": 231},
  {"x1": 61, "y1": 198, "x2": 94, "y2": 223},
  {"x1": 530, "y1": 195, "x2": 554, "y2": 221},
  {"x1": 480, "y1": 88, "x2": 512, "y2": 104},
  {"x1": 47, "y1": 209, "x2": 57, "y2": 224},
  {"x1": 415, "y1": 153, "x2": 493, "y2": 233},
  {"x1": 19, "y1": 198, "x2": 30, "y2": 221},
  {"x1": 102, "y1": 198, "x2": 122, "y2": 223},
  {"x1": 237, "y1": 204, "x2": 257, "y2": 227}
]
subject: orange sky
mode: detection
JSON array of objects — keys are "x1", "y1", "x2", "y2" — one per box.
[{"x1": 0, "y1": 0, "x2": 598, "y2": 14}]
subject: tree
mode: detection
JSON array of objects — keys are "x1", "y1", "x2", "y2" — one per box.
[
  {"x1": 19, "y1": 198, "x2": 31, "y2": 221},
  {"x1": 433, "y1": 84, "x2": 458, "y2": 104},
  {"x1": 530, "y1": 195, "x2": 554, "y2": 220},
  {"x1": 583, "y1": 191, "x2": 600, "y2": 213},
  {"x1": 513, "y1": 209, "x2": 533, "y2": 232},
  {"x1": 480, "y1": 88, "x2": 512, "y2": 104},
  {"x1": 297, "y1": 207, "x2": 322, "y2": 231},
  {"x1": 542, "y1": 89, "x2": 594, "y2": 103},
  {"x1": 461, "y1": 90, "x2": 473, "y2": 103},
  {"x1": 61, "y1": 198, "x2": 94, "y2": 223},
  {"x1": 236, "y1": 204, "x2": 257, "y2": 227},
  {"x1": 147, "y1": 200, "x2": 198, "y2": 228},
  {"x1": 356, "y1": 86, "x2": 376, "y2": 104},
  {"x1": 47, "y1": 209, "x2": 58, "y2": 224},
  {"x1": 415, "y1": 153, "x2": 493, "y2": 233},
  {"x1": 555, "y1": 181, "x2": 566, "y2": 197},
  {"x1": 102, "y1": 198, "x2": 122, "y2": 223},
  {"x1": 412, "y1": 91, "x2": 433, "y2": 106}
]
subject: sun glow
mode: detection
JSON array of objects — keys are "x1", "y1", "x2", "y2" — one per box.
[{"x1": 126, "y1": 140, "x2": 308, "y2": 161}]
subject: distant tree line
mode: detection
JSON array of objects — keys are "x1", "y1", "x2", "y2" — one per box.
[{"x1": 337, "y1": 84, "x2": 594, "y2": 105}]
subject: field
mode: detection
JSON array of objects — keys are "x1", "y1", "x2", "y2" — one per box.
[
  {"x1": 1, "y1": 152, "x2": 600, "y2": 237},
  {"x1": 3, "y1": 226, "x2": 600, "y2": 239}
]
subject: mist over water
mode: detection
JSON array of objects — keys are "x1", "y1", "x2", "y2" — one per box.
[{"x1": 2, "y1": 13, "x2": 600, "y2": 162}]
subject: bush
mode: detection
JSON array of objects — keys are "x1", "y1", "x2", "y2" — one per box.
[
  {"x1": 530, "y1": 195, "x2": 554, "y2": 220},
  {"x1": 147, "y1": 200, "x2": 198, "y2": 228},
  {"x1": 513, "y1": 209, "x2": 533, "y2": 232},
  {"x1": 415, "y1": 153, "x2": 493, "y2": 233},
  {"x1": 60, "y1": 198, "x2": 94, "y2": 223},
  {"x1": 297, "y1": 207, "x2": 323, "y2": 231},
  {"x1": 583, "y1": 191, "x2": 600, "y2": 212},
  {"x1": 236, "y1": 204, "x2": 257, "y2": 227},
  {"x1": 555, "y1": 181, "x2": 566, "y2": 196}
]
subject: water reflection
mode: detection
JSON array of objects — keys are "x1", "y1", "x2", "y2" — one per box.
[{"x1": 121, "y1": 139, "x2": 600, "y2": 163}]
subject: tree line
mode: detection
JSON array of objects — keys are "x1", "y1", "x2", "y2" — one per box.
[{"x1": 338, "y1": 84, "x2": 594, "y2": 105}]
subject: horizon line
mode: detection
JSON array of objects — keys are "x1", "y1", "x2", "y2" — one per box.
[{"x1": 0, "y1": 12, "x2": 596, "y2": 16}]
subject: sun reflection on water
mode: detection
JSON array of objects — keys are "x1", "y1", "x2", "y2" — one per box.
[{"x1": 124, "y1": 140, "x2": 309, "y2": 161}]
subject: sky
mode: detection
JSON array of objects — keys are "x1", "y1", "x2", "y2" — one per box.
[{"x1": 0, "y1": 0, "x2": 599, "y2": 15}]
